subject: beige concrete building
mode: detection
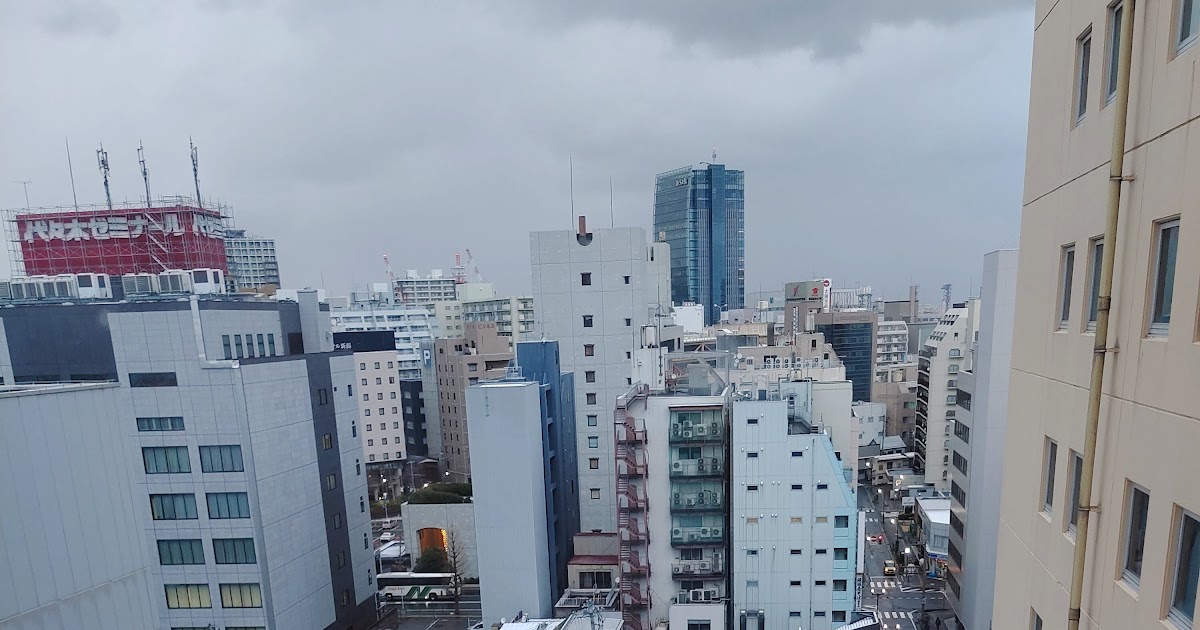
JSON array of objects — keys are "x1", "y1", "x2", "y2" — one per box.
[
  {"x1": 354, "y1": 350, "x2": 407, "y2": 466},
  {"x1": 993, "y1": 1, "x2": 1200, "y2": 629},
  {"x1": 432, "y1": 322, "x2": 513, "y2": 481},
  {"x1": 874, "y1": 363, "x2": 919, "y2": 443}
]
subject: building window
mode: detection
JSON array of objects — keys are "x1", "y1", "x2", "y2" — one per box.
[
  {"x1": 833, "y1": 612, "x2": 847, "y2": 623},
  {"x1": 589, "y1": 458, "x2": 599, "y2": 470},
  {"x1": 792, "y1": 451, "x2": 804, "y2": 457},
  {"x1": 142, "y1": 446, "x2": 191, "y2": 474},
  {"x1": 157, "y1": 539, "x2": 204, "y2": 565},
  {"x1": 747, "y1": 484, "x2": 759, "y2": 491},
  {"x1": 588, "y1": 436, "x2": 598, "y2": 448},
  {"x1": 790, "y1": 517, "x2": 803, "y2": 524},
  {"x1": 834, "y1": 579, "x2": 847, "y2": 591},
  {"x1": 1122, "y1": 484, "x2": 1149, "y2": 587},
  {"x1": 835, "y1": 548, "x2": 848, "y2": 560},
  {"x1": 257, "y1": 334, "x2": 266, "y2": 357},
  {"x1": 1085, "y1": 238, "x2": 1104, "y2": 329},
  {"x1": 1105, "y1": 3, "x2": 1124, "y2": 103},
  {"x1": 587, "y1": 415, "x2": 598, "y2": 427},
  {"x1": 234, "y1": 334, "x2": 244, "y2": 359},
  {"x1": 590, "y1": 488, "x2": 601, "y2": 500},
  {"x1": 1031, "y1": 610, "x2": 1043, "y2": 630},
  {"x1": 222, "y1": 335, "x2": 232, "y2": 360},
  {"x1": 580, "y1": 272, "x2": 592, "y2": 286},
  {"x1": 1169, "y1": 509, "x2": 1200, "y2": 628},
  {"x1": 129, "y1": 372, "x2": 178, "y2": 387},
  {"x1": 584, "y1": 344, "x2": 595, "y2": 357},
  {"x1": 267, "y1": 334, "x2": 276, "y2": 355},
  {"x1": 326, "y1": 474, "x2": 338, "y2": 490},
  {"x1": 816, "y1": 483, "x2": 828, "y2": 490},
  {"x1": 746, "y1": 517, "x2": 759, "y2": 524},
  {"x1": 791, "y1": 484, "x2": 803, "y2": 490},
  {"x1": 1043, "y1": 438, "x2": 1058, "y2": 514},
  {"x1": 583, "y1": 315, "x2": 594, "y2": 328},
  {"x1": 137, "y1": 416, "x2": 185, "y2": 431},
  {"x1": 747, "y1": 452, "x2": 758, "y2": 458},
  {"x1": 835, "y1": 515, "x2": 849, "y2": 528},
  {"x1": 1179, "y1": 0, "x2": 1199, "y2": 51},
  {"x1": 374, "y1": 361, "x2": 380, "y2": 369},
  {"x1": 579, "y1": 571, "x2": 613, "y2": 589},
  {"x1": 815, "y1": 549, "x2": 828, "y2": 555},
  {"x1": 687, "y1": 622, "x2": 710, "y2": 630},
  {"x1": 365, "y1": 409, "x2": 371, "y2": 416},
  {"x1": 164, "y1": 584, "x2": 211, "y2": 609},
  {"x1": 219, "y1": 583, "x2": 263, "y2": 608},
  {"x1": 1067, "y1": 451, "x2": 1084, "y2": 535},
  {"x1": 213, "y1": 538, "x2": 257, "y2": 564},
  {"x1": 1149, "y1": 218, "x2": 1180, "y2": 335},
  {"x1": 1074, "y1": 27, "x2": 1092, "y2": 124},
  {"x1": 323, "y1": 433, "x2": 333, "y2": 450},
  {"x1": 586, "y1": 393, "x2": 597, "y2": 405},
  {"x1": 623, "y1": 275, "x2": 630, "y2": 284},
  {"x1": 206, "y1": 492, "x2": 251, "y2": 519},
  {"x1": 747, "y1": 549, "x2": 759, "y2": 556},
  {"x1": 790, "y1": 549, "x2": 802, "y2": 555},
  {"x1": 585, "y1": 370, "x2": 596, "y2": 383},
  {"x1": 625, "y1": 318, "x2": 632, "y2": 327},
  {"x1": 361, "y1": 378, "x2": 367, "y2": 386},
  {"x1": 199, "y1": 445, "x2": 244, "y2": 473},
  {"x1": 150, "y1": 494, "x2": 198, "y2": 520}
]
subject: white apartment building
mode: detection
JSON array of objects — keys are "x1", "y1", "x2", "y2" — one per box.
[
  {"x1": 614, "y1": 355, "x2": 729, "y2": 630},
  {"x1": 393, "y1": 270, "x2": 458, "y2": 306},
  {"x1": 994, "y1": 1, "x2": 1200, "y2": 628},
  {"x1": 915, "y1": 301, "x2": 978, "y2": 492},
  {"x1": 463, "y1": 295, "x2": 535, "y2": 339},
  {"x1": 731, "y1": 399, "x2": 860, "y2": 630},
  {"x1": 353, "y1": 350, "x2": 407, "y2": 465},
  {"x1": 946, "y1": 250, "x2": 1017, "y2": 630},
  {"x1": 223, "y1": 228, "x2": 281, "y2": 291},
  {"x1": 852, "y1": 401, "x2": 887, "y2": 448},
  {"x1": 328, "y1": 286, "x2": 436, "y2": 378},
  {"x1": 0, "y1": 293, "x2": 375, "y2": 630},
  {"x1": 531, "y1": 217, "x2": 670, "y2": 532},
  {"x1": 876, "y1": 319, "x2": 910, "y2": 367}
]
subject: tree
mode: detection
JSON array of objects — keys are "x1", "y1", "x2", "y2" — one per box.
[
  {"x1": 413, "y1": 547, "x2": 449, "y2": 573},
  {"x1": 446, "y1": 528, "x2": 466, "y2": 615}
]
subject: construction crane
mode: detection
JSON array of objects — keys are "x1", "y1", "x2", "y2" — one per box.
[
  {"x1": 464, "y1": 248, "x2": 485, "y2": 283},
  {"x1": 452, "y1": 251, "x2": 467, "y2": 285}
]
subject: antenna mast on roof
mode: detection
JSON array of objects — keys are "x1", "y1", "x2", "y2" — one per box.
[
  {"x1": 569, "y1": 155, "x2": 575, "y2": 228},
  {"x1": 138, "y1": 141, "x2": 152, "y2": 206},
  {"x1": 96, "y1": 144, "x2": 113, "y2": 211},
  {"x1": 190, "y1": 137, "x2": 203, "y2": 210},
  {"x1": 65, "y1": 138, "x2": 79, "y2": 209}
]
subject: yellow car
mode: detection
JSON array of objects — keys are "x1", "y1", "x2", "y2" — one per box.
[{"x1": 883, "y1": 560, "x2": 897, "y2": 576}]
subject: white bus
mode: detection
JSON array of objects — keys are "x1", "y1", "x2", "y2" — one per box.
[{"x1": 377, "y1": 572, "x2": 455, "y2": 601}]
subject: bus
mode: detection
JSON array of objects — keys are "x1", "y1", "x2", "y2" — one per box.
[{"x1": 377, "y1": 572, "x2": 455, "y2": 601}]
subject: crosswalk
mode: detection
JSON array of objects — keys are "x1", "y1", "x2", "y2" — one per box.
[
  {"x1": 869, "y1": 580, "x2": 900, "y2": 588},
  {"x1": 878, "y1": 611, "x2": 913, "y2": 620}
]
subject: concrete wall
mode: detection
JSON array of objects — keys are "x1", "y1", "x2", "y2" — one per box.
[
  {"x1": 0, "y1": 384, "x2": 159, "y2": 630},
  {"x1": 468, "y1": 381, "x2": 552, "y2": 624},
  {"x1": 400, "y1": 502, "x2": 479, "y2": 578}
]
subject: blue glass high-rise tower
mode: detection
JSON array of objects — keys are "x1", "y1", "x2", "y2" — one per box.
[{"x1": 653, "y1": 163, "x2": 745, "y2": 325}]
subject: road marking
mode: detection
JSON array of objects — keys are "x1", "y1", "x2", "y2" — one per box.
[{"x1": 878, "y1": 611, "x2": 914, "y2": 620}]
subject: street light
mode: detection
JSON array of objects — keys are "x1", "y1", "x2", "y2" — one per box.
[{"x1": 381, "y1": 492, "x2": 389, "y2": 520}]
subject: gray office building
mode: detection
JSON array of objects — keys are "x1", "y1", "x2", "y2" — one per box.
[
  {"x1": 224, "y1": 228, "x2": 281, "y2": 291},
  {"x1": 0, "y1": 291, "x2": 376, "y2": 630},
  {"x1": 653, "y1": 163, "x2": 745, "y2": 325}
]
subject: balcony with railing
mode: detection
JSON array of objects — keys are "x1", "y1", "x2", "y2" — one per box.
[
  {"x1": 669, "y1": 409, "x2": 724, "y2": 444},
  {"x1": 670, "y1": 487, "x2": 723, "y2": 512},
  {"x1": 669, "y1": 456, "x2": 724, "y2": 478},
  {"x1": 671, "y1": 526, "x2": 725, "y2": 546}
]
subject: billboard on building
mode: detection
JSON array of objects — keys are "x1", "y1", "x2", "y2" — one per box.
[
  {"x1": 333, "y1": 331, "x2": 397, "y2": 353},
  {"x1": 784, "y1": 281, "x2": 824, "y2": 302},
  {"x1": 12, "y1": 204, "x2": 227, "y2": 276}
]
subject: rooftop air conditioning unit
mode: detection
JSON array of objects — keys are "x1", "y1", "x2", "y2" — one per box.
[
  {"x1": 0, "y1": 280, "x2": 11, "y2": 301},
  {"x1": 158, "y1": 270, "x2": 192, "y2": 294},
  {"x1": 122, "y1": 273, "x2": 159, "y2": 296},
  {"x1": 74, "y1": 273, "x2": 112, "y2": 299}
]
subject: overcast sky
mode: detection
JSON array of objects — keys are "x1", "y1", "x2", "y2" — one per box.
[{"x1": 1, "y1": 0, "x2": 1034, "y2": 305}]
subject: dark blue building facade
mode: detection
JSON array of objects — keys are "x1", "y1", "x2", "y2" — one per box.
[
  {"x1": 815, "y1": 315, "x2": 877, "y2": 402},
  {"x1": 654, "y1": 163, "x2": 745, "y2": 325},
  {"x1": 515, "y1": 340, "x2": 579, "y2": 597}
]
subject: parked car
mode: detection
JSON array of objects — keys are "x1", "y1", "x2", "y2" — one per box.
[
  {"x1": 379, "y1": 532, "x2": 395, "y2": 543},
  {"x1": 867, "y1": 534, "x2": 885, "y2": 544},
  {"x1": 883, "y1": 559, "x2": 897, "y2": 576}
]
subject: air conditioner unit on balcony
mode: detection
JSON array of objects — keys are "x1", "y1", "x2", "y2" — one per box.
[
  {"x1": 672, "y1": 565, "x2": 683, "y2": 574},
  {"x1": 696, "y1": 459, "x2": 705, "y2": 472},
  {"x1": 704, "y1": 589, "x2": 719, "y2": 601},
  {"x1": 682, "y1": 429, "x2": 693, "y2": 438},
  {"x1": 694, "y1": 425, "x2": 708, "y2": 436},
  {"x1": 711, "y1": 527, "x2": 722, "y2": 538},
  {"x1": 674, "y1": 493, "x2": 681, "y2": 505},
  {"x1": 689, "y1": 589, "x2": 705, "y2": 603},
  {"x1": 710, "y1": 422, "x2": 719, "y2": 433},
  {"x1": 676, "y1": 593, "x2": 691, "y2": 604},
  {"x1": 700, "y1": 527, "x2": 709, "y2": 536},
  {"x1": 673, "y1": 461, "x2": 682, "y2": 470},
  {"x1": 688, "y1": 533, "x2": 700, "y2": 542},
  {"x1": 685, "y1": 498, "x2": 696, "y2": 507},
  {"x1": 699, "y1": 561, "x2": 712, "y2": 571},
  {"x1": 672, "y1": 528, "x2": 682, "y2": 538}
]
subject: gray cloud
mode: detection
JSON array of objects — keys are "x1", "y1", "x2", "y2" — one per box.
[
  {"x1": 501, "y1": 0, "x2": 1033, "y2": 57},
  {"x1": 36, "y1": 0, "x2": 122, "y2": 37},
  {"x1": 1, "y1": 1, "x2": 1033, "y2": 306}
]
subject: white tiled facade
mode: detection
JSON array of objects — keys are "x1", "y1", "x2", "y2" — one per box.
[
  {"x1": 354, "y1": 350, "x2": 407, "y2": 465},
  {"x1": 915, "y1": 301, "x2": 978, "y2": 492},
  {"x1": 731, "y1": 400, "x2": 860, "y2": 630},
  {"x1": 224, "y1": 230, "x2": 281, "y2": 290},
  {"x1": 876, "y1": 319, "x2": 910, "y2": 367},
  {"x1": 393, "y1": 271, "x2": 458, "y2": 306},
  {"x1": 462, "y1": 295, "x2": 535, "y2": 339},
  {"x1": 329, "y1": 305, "x2": 434, "y2": 378},
  {"x1": 530, "y1": 224, "x2": 670, "y2": 532}
]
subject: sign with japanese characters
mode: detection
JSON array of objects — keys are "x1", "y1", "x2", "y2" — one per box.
[{"x1": 20, "y1": 211, "x2": 224, "y2": 243}]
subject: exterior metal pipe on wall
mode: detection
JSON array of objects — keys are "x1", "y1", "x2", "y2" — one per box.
[{"x1": 1066, "y1": 1, "x2": 1135, "y2": 628}]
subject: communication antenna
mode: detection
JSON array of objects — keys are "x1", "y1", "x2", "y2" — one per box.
[
  {"x1": 13, "y1": 180, "x2": 31, "y2": 208},
  {"x1": 712, "y1": 147, "x2": 717, "y2": 161},
  {"x1": 65, "y1": 138, "x2": 78, "y2": 209},
  {"x1": 96, "y1": 144, "x2": 113, "y2": 211},
  {"x1": 609, "y1": 177, "x2": 614, "y2": 228},
  {"x1": 190, "y1": 137, "x2": 203, "y2": 209},
  {"x1": 569, "y1": 154, "x2": 575, "y2": 228},
  {"x1": 941, "y1": 283, "x2": 953, "y2": 313},
  {"x1": 138, "y1": 141, "x2": 152, "y2": 206}
]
